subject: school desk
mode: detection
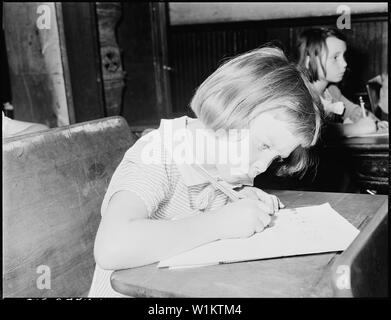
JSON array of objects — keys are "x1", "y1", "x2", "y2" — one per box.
[
  {"x1": 254, "y1": 135, "x2": 389, "y2": 194},
  {"x1": 111, "y1": 190, "x2": 388, "y2": 297},
  {"x1": 324, "y1": 135, "x2": 389, "y2": 194}
]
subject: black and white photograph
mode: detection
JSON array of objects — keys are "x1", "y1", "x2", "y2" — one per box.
[{"x1": 2, "y1": 1, "x2": 388, "y2": 305}]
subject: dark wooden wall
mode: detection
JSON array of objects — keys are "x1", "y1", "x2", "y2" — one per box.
[
  {"x1": 117, "y1": 3, "x2": 159, "y2": 126},
  {"x1": 167, "y1": 13, "x2": 388, "y2": 115},
  {"x1": 3, "y1": 4, "x2": 387, "y2": 130},
  {"x1": 61, "y1": 2, "x2": 106, "y2": 123},
  {"x1": 0, "y1": 2, "x2": 12, "y2": 107}
]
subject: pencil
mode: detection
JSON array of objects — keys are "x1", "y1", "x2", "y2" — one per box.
[
  {"x1": 359, "y1": 96, "x2": 366, "y2": 117},
  {"x1": 192, "y1": 164, "x2": 241, "y2": 202},
  {"x1": 193, "y1": 164, "x2": 285, "y2": 211}
]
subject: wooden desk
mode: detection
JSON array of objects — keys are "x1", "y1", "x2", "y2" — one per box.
[
  {"x1": 111, "y1": 190, "x2": 387, "y2": 297},
  {"x1": 325, "y1": 135, "x2": 389, "y2": 194}
]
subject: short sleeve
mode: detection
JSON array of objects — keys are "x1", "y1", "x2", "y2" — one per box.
[
  {"x1": 328, "y1": 85, "x2": 362, "y2": 122},
  {"x1": 100, "y1": 130, "x2": 172, "y2": 218}
]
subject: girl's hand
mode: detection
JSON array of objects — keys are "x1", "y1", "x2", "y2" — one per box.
[
  {"x1": 214, "y1": 198, "x2": 272, "y2": 240},
  {"x1": 366, "y1": 111, "x2": 388, "y2": 130},
  {"x1": 236, "y1": 186, "x2": 284, "y2": 215},
  {"x1": 354, "y1": 116, "x2": 377, "y2": 135},
  {"x1": 350, "y1": 107, "x2": 364, "y2": 123},
  {"x1": 377, "y1": 121, "x2": 388, "y2": 130}
]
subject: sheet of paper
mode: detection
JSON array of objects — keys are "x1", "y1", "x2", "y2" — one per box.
[{"x1": 158, "y1": 203, "x2": 360, "y2": 269}]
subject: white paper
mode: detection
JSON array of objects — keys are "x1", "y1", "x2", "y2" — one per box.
[{"x1": 158, "y1": 203, "x2": 360, "y2": 269}]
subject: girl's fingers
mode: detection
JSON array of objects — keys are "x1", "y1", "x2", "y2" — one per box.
[
  {"x1": 257, "y1": 212, "x2": 271, "y2": 228},
  {"x1": 253, "y1": 188, "x2": 274, "y2": 211},
  {"x1": 254, "y1": 200, "x2": 272, "y2": 226},
  {"x1": 378, "y1": 121, "x2": 388, "y2": 129},
  {"x1": 277, "y1": 197, "x2": 285, "y2": 209},
  {"x1": 254, "y1": 189, "x2": 283, "y2": 213},
  {"x1": 236, "y1": 188, "x2": 258, "y2": 200},
  {"x1": 253, "y1": 198, "x2": 274, "y2": 215},
  {"x1": 254, "y1": 219, "x2": 265, "y2": 233},
  {"x1": 271, "y1": 195, "x2": 279, "y2": 213},
  {"x1": 237, "y1": 187, "x2": 284, "y2": 214},
  {"x1": 237, "y1": 188, "x2": 274, "y2": 213},
  {"x1": 269, "y1": 192, "x2": 284, "y2": 210}
]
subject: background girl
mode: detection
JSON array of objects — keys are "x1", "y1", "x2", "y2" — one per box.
[{"x1": 296, "y1": 27, "x2": 388, "y2": 138}]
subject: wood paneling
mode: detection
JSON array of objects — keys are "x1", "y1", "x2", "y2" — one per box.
[
  {"x1": 150, "y1": 3, "x2": 172, "y2": 119},
  {"x1": 117, "y1": 3, "x2": 159, "y2": 125},
  {"x1": 0, "y1": 3, "x2": 12, "y2": 105},
  {"x1": 168, "y1": 13, "x2": 388, "y2": 114},
  {"x1": 169, "y1": 3, "x2": 388, "y2": 25},
  {"x1": 61, "y1": 2, "x2": 106, "y2": 123},
  {"x1": 96, "y1": 2, "x2": 126, "y2": 117}
]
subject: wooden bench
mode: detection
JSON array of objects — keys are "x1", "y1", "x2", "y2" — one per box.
[{"x1": 3, "y1": 116, "x2": 137, "y2": 297}]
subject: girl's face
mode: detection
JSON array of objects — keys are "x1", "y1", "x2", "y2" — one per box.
[
  {"x1": 318, "y1": 36, "x2": 347, "y2": 83},
  {"x1": 215, "y1": 112, "x2": 304, "y2": 185}
]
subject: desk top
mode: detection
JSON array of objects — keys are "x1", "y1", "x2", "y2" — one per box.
[{"x1": 111, "y1": 190, "x2": 387, "y2": 298}]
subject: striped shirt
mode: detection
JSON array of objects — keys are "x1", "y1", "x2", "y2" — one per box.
[{"x1": 88, "y1": 116, "x2": 242, "y2": 297}]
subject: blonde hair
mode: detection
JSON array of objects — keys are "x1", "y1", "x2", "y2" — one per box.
[{"x1": 190, "y1": 47, "x2": 323, "y2": 176}]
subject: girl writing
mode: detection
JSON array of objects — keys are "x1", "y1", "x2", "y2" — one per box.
[{"x1": 89, "y1": 47, "x2": 322, "y2": 297}]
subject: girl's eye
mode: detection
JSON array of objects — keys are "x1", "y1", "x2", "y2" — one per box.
[
  {"x1": 258, "y1": 144, "x2": 270, "y2": 151},
  {"x1": 274, "y1": 156, "x2": 284, "y2": 163}
]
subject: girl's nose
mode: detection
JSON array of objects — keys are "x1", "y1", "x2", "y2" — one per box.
[
  {"x1": 341, "y1": 58, "x2": 347, "y2": 69},
  {"x1": 253, "y1": 152, "x2": 278, "y2": 175}
]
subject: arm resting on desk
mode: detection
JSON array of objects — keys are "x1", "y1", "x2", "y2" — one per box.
[{"x1": 94, "y1": 191, "x2": 270, "y2": 270}]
